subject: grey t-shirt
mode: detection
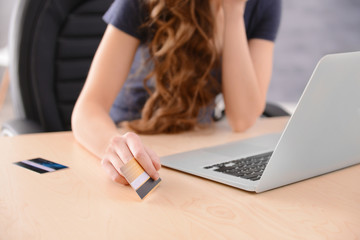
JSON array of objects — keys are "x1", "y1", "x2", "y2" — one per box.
[{"x1": 103, "y1": 0, "x2": 282, "y2": 123}]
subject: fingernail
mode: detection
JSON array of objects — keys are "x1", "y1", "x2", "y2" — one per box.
[{"x1": 153, "y1": 172, "x2": 160, "y2": 180}]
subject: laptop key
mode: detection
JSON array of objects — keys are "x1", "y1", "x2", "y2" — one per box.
[{"x1": 204, "y1": 151, "x2": 273, "y2": 181}]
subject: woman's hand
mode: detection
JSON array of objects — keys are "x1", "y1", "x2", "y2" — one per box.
[
  {"x1": 220, "y1": 0, "x2": 274, "y2": 132},
  {"x1": 101, "y1": 132, "x2": 161, "y2": 184}
]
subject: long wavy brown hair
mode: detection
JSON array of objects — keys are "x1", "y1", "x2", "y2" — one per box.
[{"x1": 128, "y1": 0, "x2": 220, "y2": 134}]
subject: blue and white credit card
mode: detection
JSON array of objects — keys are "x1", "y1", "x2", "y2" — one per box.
[{"x1": 14, "y1": 158, "x2": 68, "y2": 174}]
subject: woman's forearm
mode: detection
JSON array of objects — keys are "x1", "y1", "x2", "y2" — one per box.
[
  {"x1": 71, "y1": 25, "x2": 140, "y2": 159},
  {"x1": 221, "y1": 3, "x2": 267, "y2": 131},
  {"x1": 72, "y1": 101, "x2": 119, "y2": 158}
]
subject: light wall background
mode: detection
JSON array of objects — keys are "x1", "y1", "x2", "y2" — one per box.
[
  {"x1": 0, "y1": 0, "x2": 17, "y2": 125},
  {"x1": 269, "y1": 0, "x2": 360, "y2": 103},
  {"x1": 0, "y1": 0, "x2": 17, "y2": 77},
  {"x1": 0, "y1": 0, "x2": 360, "y2": 123}
]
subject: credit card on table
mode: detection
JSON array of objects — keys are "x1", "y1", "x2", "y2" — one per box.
[
  {"x1": 120, "y1": 157, "x2": 161, "y2": 200},
  {"x1": 14, "y1": 158, "x2": 68, "y2": 174}
]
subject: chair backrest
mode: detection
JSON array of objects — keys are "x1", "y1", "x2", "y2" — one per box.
[{"x1": 9, "y1": 0, "x2": 113, "y2": 132}]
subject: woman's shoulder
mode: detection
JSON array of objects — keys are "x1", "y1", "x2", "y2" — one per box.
[
  {"x1": 103, "y1": 0, "x2": 149, "y2": 41},
  {"x1": 247, "y1": 0, "x2": 281, "y2": 11},
  {"x1": 104, "y1": 0, "x2": 147, "y2": 19},
  {"x1": 245, "y1": 0, "x2": 282, "y2": 41}
]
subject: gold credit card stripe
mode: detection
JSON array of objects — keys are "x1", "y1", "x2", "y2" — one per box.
[
  {"x1": 122, "y1": 165, "x2": 142, "y2": 183},
  {"x1": 120, "y1": 157, "x2": 161, "y2": 199},
  {"x1": 120, "y1": 158, "x2": 144, "y2": 183}
]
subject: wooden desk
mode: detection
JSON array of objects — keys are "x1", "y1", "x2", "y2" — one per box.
[{"x1": 1, "y1": 117, "x2": 359, "y2": 239}]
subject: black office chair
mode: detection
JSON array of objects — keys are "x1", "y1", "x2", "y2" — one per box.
[
  {"x1": 1, "y1": 0, "x2": 289, "y2": 136},
  {"x1": 213, "y1": 93, "x2": 289, "y2": 122},
  {"x1": 1, "y1": 0, "x2": 113, "y2": 136}
]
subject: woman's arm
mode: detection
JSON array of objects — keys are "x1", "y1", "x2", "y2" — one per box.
[
  {"x1": 221, "y1": 0, "x2": 275, "y2": 132},
  {"x1": 72, "y1": 25, "x2": 160, "y2": 184}
]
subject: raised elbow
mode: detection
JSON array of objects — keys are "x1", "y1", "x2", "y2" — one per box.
[
  {"x1": 227, "y1": 104, "x2": 264, "y2": 132},
  {"x1": 229, "y1": 117, "x2": 257, "y2": 132}
]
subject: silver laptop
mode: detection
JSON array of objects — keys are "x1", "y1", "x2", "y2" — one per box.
[{"x1": 161, "y1": 51, "x2": 360, "y2": 193}]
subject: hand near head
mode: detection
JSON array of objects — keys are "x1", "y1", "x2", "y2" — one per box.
[{"x1": 101, "y1": 132, "x2": 161, "y2": 184}]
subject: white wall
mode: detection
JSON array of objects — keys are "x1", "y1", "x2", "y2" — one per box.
[
  {"x1": 269, "y1": 0, "x2": 360, "y2": 104},
  {"x1": 0, "y1": 0, "x2": 18, "y2": 77}
]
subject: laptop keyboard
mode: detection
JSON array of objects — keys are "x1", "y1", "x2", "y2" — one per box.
[{"x1": 203, "y1": 151, "x2": 273, "y2": 181}]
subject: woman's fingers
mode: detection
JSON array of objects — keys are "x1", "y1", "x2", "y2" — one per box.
[
  {"x1": 144, "y1": 145, "x2": 161, "y2": 171},
  {"x1": 104, "y1": 146, "x2": 124, "y2": 175},
  {"x1": 110, "y1": 135, "x2": 135, "y2": 166},
  {"x1": 101, "y1": 132, "x2": 160, "y2": 184},
  {"x1": 101, "y1": 157, "x2": 128, "y2": 185},
  {"x1": 124, "y1": 132, "x2": 160, "y2": 180},
  {"x1": 102, "y1": 136, "x2": 132, "y2": 184}
]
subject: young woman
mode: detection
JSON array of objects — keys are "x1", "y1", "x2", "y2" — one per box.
[{"x1": 72, "y1": 0, "x2": 281, "y2": 185}]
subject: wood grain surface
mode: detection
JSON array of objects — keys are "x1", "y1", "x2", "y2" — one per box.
[{"x1": 1, "y1": 117, "x2": 359, "y2": 239}]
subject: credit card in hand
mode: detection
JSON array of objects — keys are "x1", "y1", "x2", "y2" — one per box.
[{"x1": 120, "y1": 157, "x2": 161, "y2": 200}]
